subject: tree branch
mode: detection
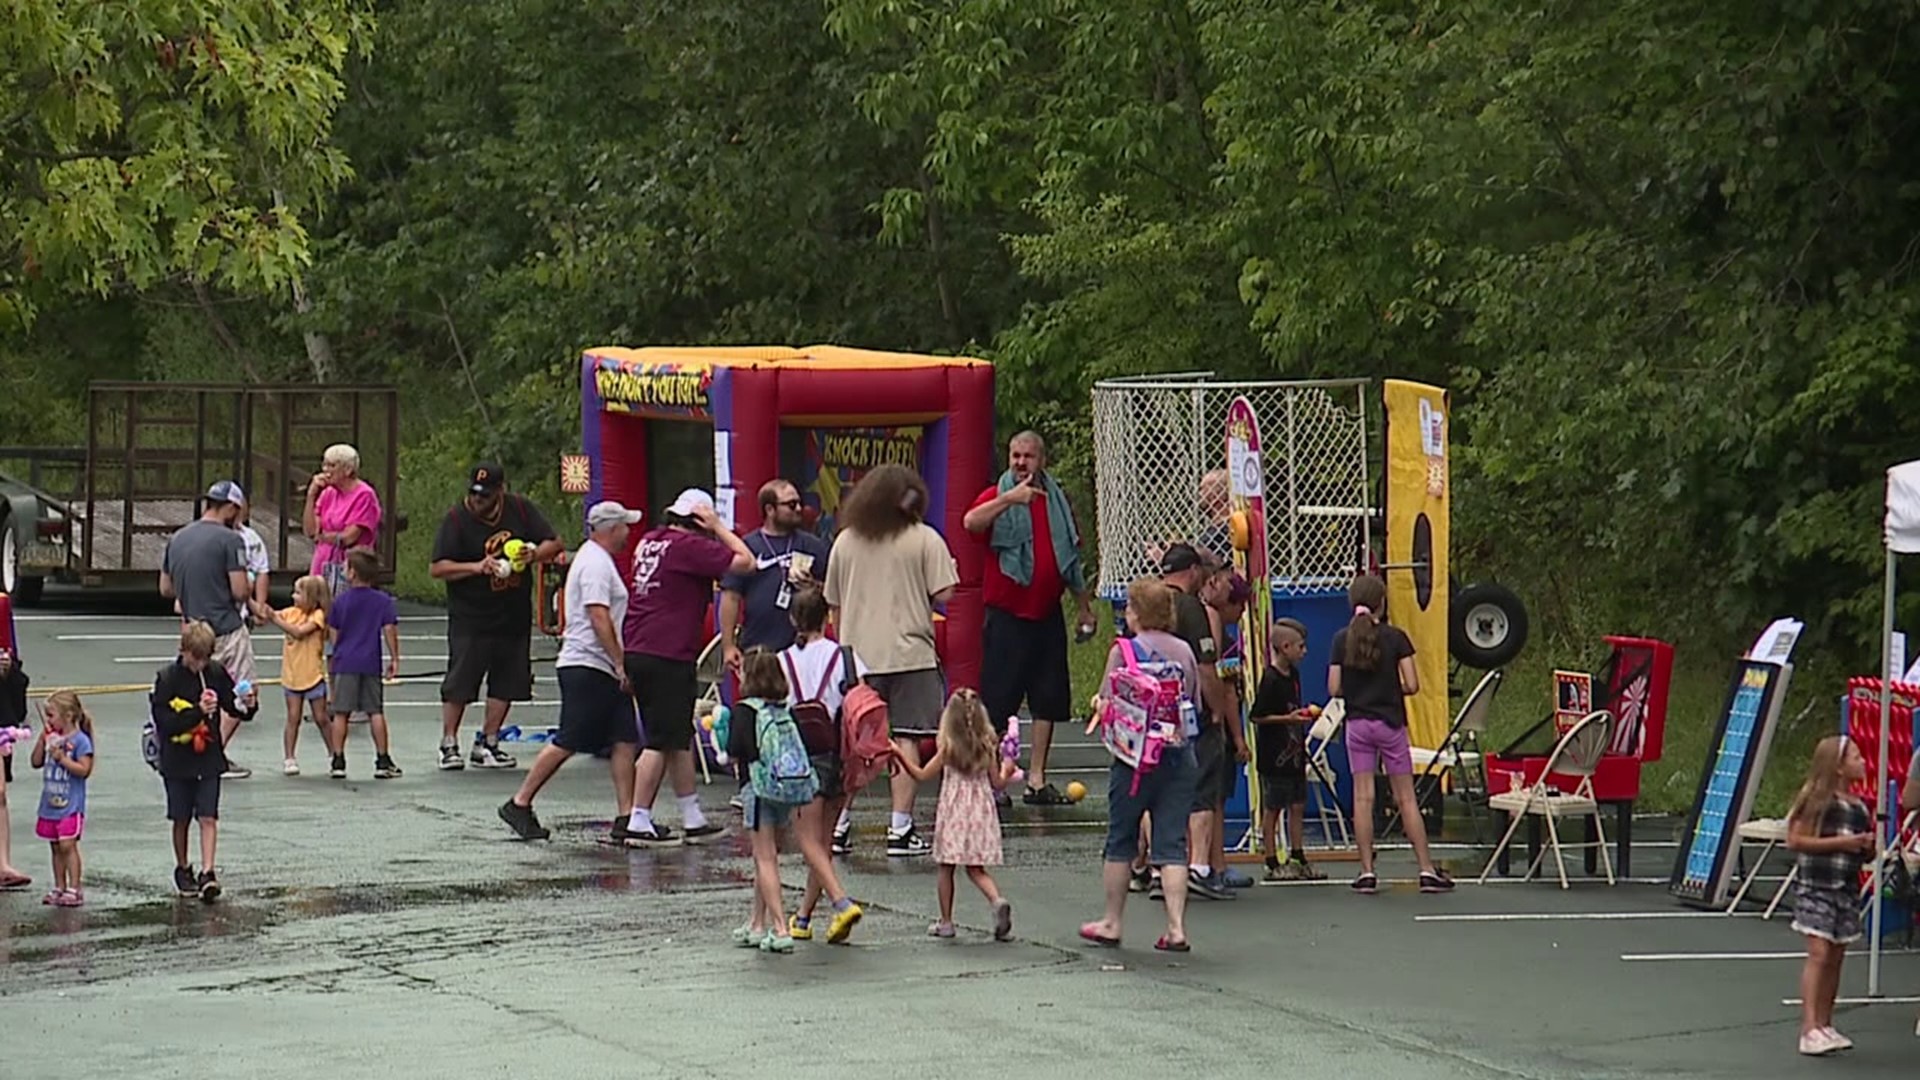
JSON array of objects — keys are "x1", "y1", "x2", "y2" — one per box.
[
  {"x1": 435, "y1": 290, "x2": 495, "y2": 437},
  {"x1": 189, "y1": 279, "x2": 265, "y2": 383}
]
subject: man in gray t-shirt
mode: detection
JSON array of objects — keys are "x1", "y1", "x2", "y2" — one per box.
[{"x1": 161, "y1": 481, "x2": 259, "y2": 778}]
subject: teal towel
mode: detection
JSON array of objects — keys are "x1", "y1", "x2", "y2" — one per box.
[{"x1": 990, "y1": 469, "x2": 1084, "y2": 592}]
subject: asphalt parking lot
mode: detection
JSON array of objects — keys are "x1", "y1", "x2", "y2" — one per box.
[{"x1": 3, "y1": 590, "x2": 1918, "y2": 1079}]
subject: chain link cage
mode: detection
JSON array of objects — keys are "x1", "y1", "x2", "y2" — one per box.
[{"x1": 1092, "y1": 374, "x2": 1372, "y2": 600}]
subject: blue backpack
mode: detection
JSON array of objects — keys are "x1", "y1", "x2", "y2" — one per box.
[{"x1": 742, "y1": 697, "x2": 819, "y2": 805}]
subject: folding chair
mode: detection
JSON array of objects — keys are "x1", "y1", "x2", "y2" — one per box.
[
  {"x1": 1303, "y1": 699, "x2": 1351, "y2": 849},
  {"x1": 1479, "y1": 710, "x2": 1616, "y2": 888},
  {"x1": 1399, "y1": 668, "x2": 1504, "y2": 842},
  {"x1": 1724, "y1": 818, "x2": 1795, "y2": 919},
  {"x1": 691, "y1": 634, "x2": 726, "y2": 784}
]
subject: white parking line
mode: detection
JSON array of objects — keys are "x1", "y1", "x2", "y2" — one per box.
[
  {"x1": 1258, "y1": 876, "x2": 1672, "y2": 888},
  {"x1": 1416, "y1": 911, "x2": 1761, "y2": 923},
  {"x1": 1623, "y1": 950, "x2": 1858, "y2": 962},
  {"x1": 1782, "y1": 996, "x2": 1920, "y2": 1006}
]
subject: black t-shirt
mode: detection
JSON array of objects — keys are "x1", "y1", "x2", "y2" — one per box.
[
  {"x1": 1329, "y1": 622, "x2": 1415, "y2": 728},
  {"x1": 431, "y1": 495, "x2": 558, "y2": 636},
  {"x1": 1169, "y1": 584, "x2": 1218, "y2": 726},
  {"x1": 1250, "y1": 666, "x2": 1304, "y2": 775}
]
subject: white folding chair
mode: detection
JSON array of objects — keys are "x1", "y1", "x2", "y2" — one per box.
[
  {"x1": 1404, "y1": 668, "x2": 1504, "y2": 841},
  {"x1": 1479, "y1": 710, "x2": 1616, "y2": 889},
  {"x1": 1304, "y1": 698, "x2": 1352, "y2": 849},
  {"x1": 1724, "y1": 818, "x2": 1796, "y2": 919},
  {"x1": 691, "y1": 634, "x2": 726, "y2": 784}
]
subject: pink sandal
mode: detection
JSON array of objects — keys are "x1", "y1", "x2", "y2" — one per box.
[
  {"x1": 53, "y1": 890, "x2": 83, "y2": 908},
  {"x1": 1079, "y1": 922, "x2": 1121, "y2": 948}
]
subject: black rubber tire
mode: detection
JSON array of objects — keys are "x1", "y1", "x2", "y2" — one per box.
[{"x1": 1451, "y1": 582, "x2": 1528, "y2": 668}]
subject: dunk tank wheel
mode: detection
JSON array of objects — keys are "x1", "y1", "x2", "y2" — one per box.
[{"x1": 1450, "y1": 582, "x2": 1528, "y2": 669}]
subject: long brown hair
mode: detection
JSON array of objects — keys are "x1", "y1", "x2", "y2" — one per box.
[
  {"x1": 1342, "y1": 574, "x2": 1389, "y2": 670},
  {"x1": 936, "y1": 688, "x2": 996, "y2": 776},
  {"x1": 1788, "y1": 735, "x2": 1854, "y2": 828},
  {"x1": 836, "y1": 463, "x2": 928, "y2": 540},
  {"x1": 738, "y1": 647, "x2": 790, "y2": 701}
]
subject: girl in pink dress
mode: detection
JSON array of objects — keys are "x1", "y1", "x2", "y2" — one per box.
[{"x1": 893, "y1": 688, "x2": 1018, "y2": 941}]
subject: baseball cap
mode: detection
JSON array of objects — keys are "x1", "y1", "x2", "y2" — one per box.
[
  {"x1": 587, "y1": 501, "x2": 643, "y2": 531},
  {"x1": 469, "y1": 463, "x2": 505, "y2": 494},
  {"x1": 1158, "y1": 542, "x2": 1203, "y2": 575},
  {"x1": 667, "y1": 488, "x2": 715, "y2": 517},
  {"x1": 206, "y1": 480, "x2": 246, "y2": 506}
]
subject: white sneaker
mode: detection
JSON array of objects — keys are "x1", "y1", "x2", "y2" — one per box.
[
  {"x1": 1799, "y1": 1029, "x2": 1840, "y2": 1056},
  {"x1": 282, "y1": 759, "x2": 300, "y2": 777},
  {"x1": 1822, "y1": 1027, "x2": 1854, "y2": 1051}
]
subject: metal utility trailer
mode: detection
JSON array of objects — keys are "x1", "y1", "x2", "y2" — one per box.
[{"x1": 0, "y1": 382, "x2": 402, "y2": 604}]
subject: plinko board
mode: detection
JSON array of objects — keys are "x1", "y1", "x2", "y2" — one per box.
[
  {"x1": 1227, "y1": 397, "x2": 1272, "y2": 827},
  {"x1": 1382, "y1": 380, "x2": 1450, "y2": 750},
  {"x1": 1670, "y1": 659, "x2": 1793, "y2": 907}
]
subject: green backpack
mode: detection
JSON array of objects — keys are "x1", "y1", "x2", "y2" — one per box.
[{"x1": 742, "y1": 697, "x2": 819, "y2": 805}]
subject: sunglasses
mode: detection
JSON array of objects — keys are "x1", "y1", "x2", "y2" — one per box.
[{"x1": 771, "y1": 499, "x2": 803, "y2": 510}]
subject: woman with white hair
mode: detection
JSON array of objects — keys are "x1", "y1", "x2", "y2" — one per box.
[{"x1": 303, "y1": 444, "x2": 382, "y2": 592}]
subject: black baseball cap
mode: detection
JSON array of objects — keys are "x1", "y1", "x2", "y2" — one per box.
[
  {"x1": 1159, "y1": 542, "x2": 1204, "y2": 574},
  {"x1": 469, "y1": 463, "x2": 506, "y2": 494}
]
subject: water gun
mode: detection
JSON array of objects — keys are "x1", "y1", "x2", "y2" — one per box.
[
  {"x1": 502, "y1": 539, "x2": 536, "y2": 573},
  {"x1": 702, "y1": 705, "x2": 732, "y2": 767},
  {"x1": 1000, "y1": 715, "x2": 1025, "y2": 785},
  {"x1": 0, "y1": 725, "x2": 30, "y2": 753}
]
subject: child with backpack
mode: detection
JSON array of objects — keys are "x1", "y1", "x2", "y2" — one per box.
[
  {"x1": 1082, "y1": 577, "x2": 1201, "y2": 953},
  {"x1": 890, "y1": 688, "x2": 1018, "y2": 940},
  {"x1": 1784, "y1": 734, "x2": 1873, "y2": 1056},
  {"x1": 718, "y1": 648, "x2": 821, "y2": 954},
  {"x1": 30, "y1": 691, "x2": 94, "y2": 906},
  {"x1": 781, "y1": 586, "x2": 867, "y2": 944}
]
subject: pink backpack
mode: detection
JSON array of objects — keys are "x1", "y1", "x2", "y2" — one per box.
[
  {"x1": 1099, "y1": 639, "x2": 1190, "y2": 794},
  {"x1": 838, "y1": 682, "x2": 892, "y2": 795}
]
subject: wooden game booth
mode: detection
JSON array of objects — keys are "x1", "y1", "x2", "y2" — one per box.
[{"x1": 1485, "y1": 635, "x2": 1675, "y2": 877}]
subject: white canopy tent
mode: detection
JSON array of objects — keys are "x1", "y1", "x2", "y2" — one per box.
[{"x1": 1869, "y1": 460, "x2": 1920, "y2": 996}]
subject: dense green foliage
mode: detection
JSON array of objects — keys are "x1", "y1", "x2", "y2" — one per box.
[{"x1": 4, "y1": 0, "x2": 1918, "y2": 676}]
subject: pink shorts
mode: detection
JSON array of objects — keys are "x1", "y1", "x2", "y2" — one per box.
[
  {"x1": 1344, "y1": 717, "x2": 1413, "y2": 776},
  {"x1": 36, "y1": 814, "x2": 83, "y2": 841}
]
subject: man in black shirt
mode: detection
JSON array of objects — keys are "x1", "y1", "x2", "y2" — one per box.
[
  {"x1": 429, "y1": 464, "x2": 564, "y2": 771},
  {"x1": 1159, "y1": 543, "x2": 1241, "y2": 900}
]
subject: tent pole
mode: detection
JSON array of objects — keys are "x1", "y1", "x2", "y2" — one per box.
[{"x1": 1870, "y1": 548, "x2": 1897, "y2": 997}]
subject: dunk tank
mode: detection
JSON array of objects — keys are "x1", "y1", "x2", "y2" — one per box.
[
  {"x1": 575, "y1": 346, "x2": 994, "y2": 696},
  {"x1": 1091, "y1": 375, "x2": 1456, "y2": 851}
]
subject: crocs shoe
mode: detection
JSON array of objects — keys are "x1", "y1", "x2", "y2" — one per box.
[
  {"x1": 826, "y1": 903, "x2": 864, "y2": 945},
  {"x1": 787, "y1": 915, "x2": 814, "y2": 942},
  {"x1": 760, "y1": 929, "x2": 795, "y2": 954}
]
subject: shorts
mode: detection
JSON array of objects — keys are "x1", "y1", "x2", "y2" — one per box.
[
  {"x1": 626, "y1": 652, "x2": 696, "y2": 753},
  {"x1": 441, "y1": 628, "x2": 534, "y2": 705},
  {"x1": 1344, "y1": 716, "x2": 1413, "y2": 776},
  {"x1": 1103, "y1": 743, "x2": 1198, "y2": 866},
  {"x1": 980, "y1": 606, "x2": 1072, "y2": 731},
  {"x1": 1191, "y1": 725, "x2": 1231, "y2": 810},
  {"x1": 554, "y1": 666, "x2": 639, "y2": 755},
  {"x1": 1259, "y1": 770, "x2": 1309, "y2": 809},
  {"x1": 286, "y1": 682, "x2": 328, "y2": 702},
  {"x1": 810, "y1": 753, "x2": 844, "y2": 802},
  {"x1": 163, "y1": 774, "x2": 221, "y2": 822},
  {"x1": 36, "y1": 814, "x2": 83, "y2": 841},
  {"x1": 1792, "y1": 884, "x2": 1864, "y2": 945},
  {"x1": 330, "y1": 672, "x2": 385, "y2": 716},
  {"x1": 741, "y1": 790, "x2": 797, "y2": 830},
  {"x1": 214, "y1": 630, "x2": 257, "y2": 716},
  {"x1": 868, "y1": 667, "x2": 945, "y2": 738}
]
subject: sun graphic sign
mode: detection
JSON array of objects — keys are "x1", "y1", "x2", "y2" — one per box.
[{"x1": 560, "y1": 454, "x2": 591, "y2": 495}]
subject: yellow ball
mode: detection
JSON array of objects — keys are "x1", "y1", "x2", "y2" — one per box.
[
  {"x1": 1065, "y1": 780, "x2": 1088, "y2": 802},
  {"x1": 700, "y1": 713, "x2": 715, "y2": 731}
]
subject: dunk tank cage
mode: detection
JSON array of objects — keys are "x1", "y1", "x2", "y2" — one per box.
[
  {"x1": 577, "y1": 346, "x2": 995, "y2": 691},
  {"x1": 1091, "y1": 376, "x2": 1453, "y2": 850}
]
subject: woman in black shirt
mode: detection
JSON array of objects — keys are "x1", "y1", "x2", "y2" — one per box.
[{"x1": 1328, "y1": 574, "x2": 1452, "y2": 895}]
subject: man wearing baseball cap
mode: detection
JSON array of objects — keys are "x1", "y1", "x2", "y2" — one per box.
[
  {"x1": 428, "y1": 463, "x2": 564, "y2": 772},
  {"x1": 1157, "y1": 542, "x2": 1241, "y2": 901},
  {"x1": 160, "y1": 482, "x2": 263, "y2": 779},
  {"x1": 500, "y1": 501, "x2": 644, "y2": 841},
  {"x1": 617, "y1": 488, "x2": 756, "y2": 847}
]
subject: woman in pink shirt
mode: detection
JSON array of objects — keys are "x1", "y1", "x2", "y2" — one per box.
[{"x1": 303, "y1": 444, "x2": 382, "y2": 592}]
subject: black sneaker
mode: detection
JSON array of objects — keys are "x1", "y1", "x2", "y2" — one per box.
[
  {"x1": 1189, "y1": 872, "x2": 1236, "y2": 901},
  {"x1": 609, "y1": 818, "x2": 632, "y2": 846},
  {"x1": 1351, "y1": 872, "x2": 1379, "y2": 895},
  {"x1": 886, "y1": 827, "x2": 931, "y2": 857},
  {"x1": 329, "y1": 754, "x2": 347, "y2": 779},
  {"x1": 1129, "y1": 866, "x2": 1153, "y2": 893},
  {"x1": 173, "y1": 865, "x2": 198, "y2": 897},
  {"x1": 498, "y1": 800, "x2": 550, "y2": 841},
  {"x1": 470, "y1": 738, "x2": 516, "y2": 769},
  {"x1": 197, "y1": 869, "x2": 222, "y2": 903},
  {"x1": 438, "y1": 740, "x2": 465, "y2": 770},
  {"x1": 682, "y1": 822, "x2": 725, "y2": 845},
  {"x1": 374, "y1": 756, "x2": 402, "y2": 780},
  {"x1": 831, "y1": 829, "x2": 852, "y2": 856},
  {"x1": 1147, "y1": 874, "x2": 1165, "y2": 901},
  {"x1": 220, "y1": 758, "x2": 252, "y2": 780},
  {"x1": 1419, "y1": 870, "x2": 1455, "y2": 894},
  {"x1": 623, "y1": 822, "x2": 682, "y2": 848}
]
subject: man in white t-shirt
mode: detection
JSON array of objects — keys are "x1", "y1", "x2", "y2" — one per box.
[{"x1": 499, "y1": 501, "x2": 642, "y2": 841}]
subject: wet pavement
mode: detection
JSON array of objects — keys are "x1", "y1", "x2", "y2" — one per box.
[{"x1": 3, "y1": 591, "x2": 1919, "y2": 1077}]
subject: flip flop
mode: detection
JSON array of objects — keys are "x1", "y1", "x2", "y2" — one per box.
[
  {"x1": 1154, "y1": 935, "x2": 1191, "y2": 953},
  {"x1": 1078, "y1": 922, "x2": 1121, "y2": 948},
  {"x1": 0, "y1": 872, "x2": 31, "y2": 890}
]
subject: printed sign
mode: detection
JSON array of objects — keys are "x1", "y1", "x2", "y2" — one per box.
[
  {"x1": 559, "y1": 454, "x2": 591, "y2": 495},
  {"x1": 787, "y1": 425, "x2": 926, "y2": 542},
  {"x1": 593, "y1": 356, "x2": 712, "y2": 418}
]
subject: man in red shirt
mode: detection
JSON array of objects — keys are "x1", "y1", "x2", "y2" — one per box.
[{"x1": 963, "y1": 431, "x2": 1095, "y2": 805}]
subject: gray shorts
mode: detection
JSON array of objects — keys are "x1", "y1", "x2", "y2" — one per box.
[
  {"x1": 868, "y1": 668, "x2": 945, "y2": 738},
  {"x1": 330, "y1": 673, "x2": 385, "y2": 717}
]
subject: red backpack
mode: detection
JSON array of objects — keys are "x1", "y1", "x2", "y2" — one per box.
[{"x1": 838, "y1": 681, "x2": 892, "y2": 795}]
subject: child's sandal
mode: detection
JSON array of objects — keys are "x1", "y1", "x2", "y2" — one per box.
[{"x1": 928, "y1": 921, "x2": 956, "y2": 938}]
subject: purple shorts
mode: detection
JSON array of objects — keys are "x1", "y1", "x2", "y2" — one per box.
[{"x1": 1344, "y1": 717, "x2": 1412, "y2": 776}]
